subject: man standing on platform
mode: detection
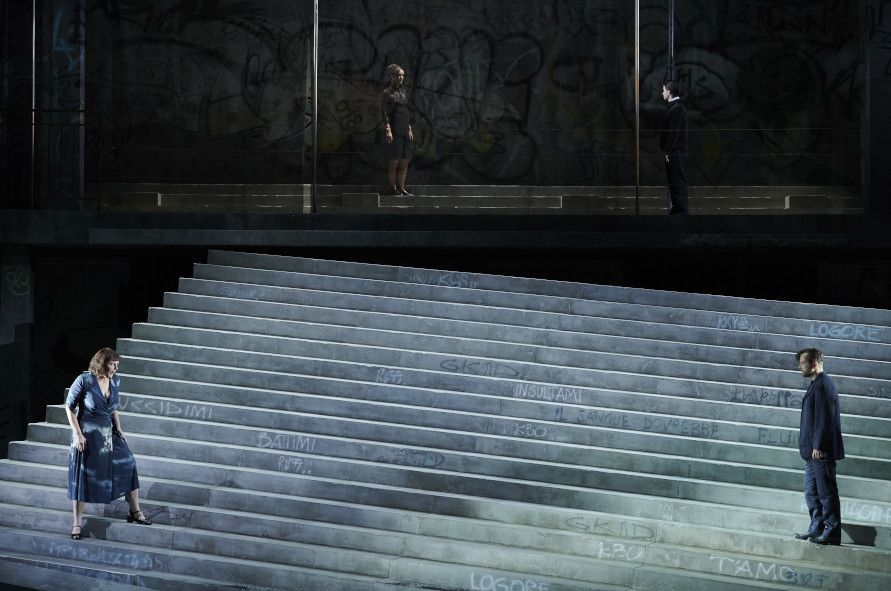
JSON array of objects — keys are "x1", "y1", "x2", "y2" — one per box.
[
  {"x1": 793, "y1": 348, "x2": 845, "y2": 545},
  {"x1": 660, "y1": 80, "x2": 688, "y2": 215}
]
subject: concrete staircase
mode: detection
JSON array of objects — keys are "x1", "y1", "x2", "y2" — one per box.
[
  {"x1": 1, "y1": 250, "x2": 889, "y2": 590},
  {"x1": 89, "y1": 183, "x2": 865, "y2": 215}
]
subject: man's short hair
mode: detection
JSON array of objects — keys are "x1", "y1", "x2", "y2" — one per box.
[
  {"x1": 663, "y1": 79, "x2": 680, "y2": 97},
  {"x1": 796, "y1": 348, "x2": 823, "y2": 365}
]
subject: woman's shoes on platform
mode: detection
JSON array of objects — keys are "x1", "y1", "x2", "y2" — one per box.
[
  {"x1": 127, "y1": 509, "x2": 152, "y2": 525},
  {"x1": 382, "y1": 185, "x2": 400, "y2": 196},
  {"x1": 70, "y1": 524, "x2": 82, "y2": 540},
  {"x1": 399, "y1": 187, "x2": 414, "y2": 197}
]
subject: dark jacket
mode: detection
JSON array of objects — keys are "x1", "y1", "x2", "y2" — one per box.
[
  {"x1": 659, "y1": 99, "x2": 688, "y2": 153},
  {"x1": 798, "y1": 373, "x2": 845, "y2": 461}
]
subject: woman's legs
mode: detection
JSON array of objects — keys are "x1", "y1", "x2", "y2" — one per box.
[
  {"x1": 71, "y1": 500, "x2": 84, "y2": 537},
  {"x1": 387, "y1": 160, "x2": 399, "y2": 192},
  {"x1": 397, "y1": 159, "x2": 410, "y2": 192},
  {"x1": 72, "y1": 500, "x2": 84, "y2": 526},
  {"x1": 125, "y1": 489, "x2": 143, "y2": 516}
]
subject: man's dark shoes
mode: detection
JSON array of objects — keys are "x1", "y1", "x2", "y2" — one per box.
[
  {"x1": 793, "y1": 529, "x2": 820, "y2": 541},
  {"x1": 810, "y1": 529, "x2": 841, "y2": 546}
]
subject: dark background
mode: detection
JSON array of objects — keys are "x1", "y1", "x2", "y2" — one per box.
[{"x1": 1, "y1": 0, "x2": 890, "y2": 458}]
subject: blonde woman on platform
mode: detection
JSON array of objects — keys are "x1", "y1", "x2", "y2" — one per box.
[{"x1": 381, "y1": 63, "x2": 414, "y2": 197}]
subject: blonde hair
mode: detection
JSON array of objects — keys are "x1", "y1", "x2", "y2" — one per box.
[
  {"x1": 385, "y1": 63, "x2": 403, "y2": 82},
  {"x1": 88, "y1": 347, "x2": 120, "y2": 377}
]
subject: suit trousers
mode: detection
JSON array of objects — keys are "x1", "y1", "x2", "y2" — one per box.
[
  {"x1": 803, "y1": 459, "x2": 842, "y2": 540},
  {"x1": 665, "y1": 149, "x2": 689, "y2": 214}
]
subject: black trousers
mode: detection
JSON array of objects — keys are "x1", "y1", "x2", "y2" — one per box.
[
  {"x1": 665, "y1": 149, "x2": 688, "y2": 213},
  {"x1": 803, "y1": 459, "x2": 842, "y2": 541}
]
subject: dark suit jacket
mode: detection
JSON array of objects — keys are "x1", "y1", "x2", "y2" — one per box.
[
  {"x1": 798, "y1": 373, "x2": 845, "y2": 461},
  {"x1": 659, "y1": 99, "x2": 688, "y2": 153}
]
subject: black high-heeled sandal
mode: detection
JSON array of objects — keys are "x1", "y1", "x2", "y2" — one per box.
[
  {"x1": 127, "y1": 509, "x2": 152, "y2": 525},
  {"x1": 70, "y1": 524, "x2": 82, "y2": 540}
]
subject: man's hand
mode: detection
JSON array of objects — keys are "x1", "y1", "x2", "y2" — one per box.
[{"x1": 812, "y1": 449, "x2": 824, "y2": 460}]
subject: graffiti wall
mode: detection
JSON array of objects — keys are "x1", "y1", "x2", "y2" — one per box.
[
  {"x1": 84, "y1": 0, "x2": 867, "y2": 187},
  {"x1": 868, "y1": 0, "x2": 891, "y2": 211}
]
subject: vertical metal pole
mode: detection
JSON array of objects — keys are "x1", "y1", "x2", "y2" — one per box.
[
  {"x1": 31, "y1": 0, "x2": 37, "y2": 208},
  {"x1": 311, "y1": 0, "x2": 319, "y2": 213},
  {"x1": 668, "y1": 0, "x2": 675, "y2": 80},
  {"x1": 635, "y1": 0, "x2": 640, "y2": 215},
  {"x1": 861, "y1": 0, "x2": 870, "y2": 212}
]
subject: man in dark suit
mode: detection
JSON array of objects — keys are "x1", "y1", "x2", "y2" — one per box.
[
  {"x1": 793, "y1": 348, "x2": 845, "y2": 545},
  {"x1": 659, "y1": 80, "x2": 688, "y2": 215}
]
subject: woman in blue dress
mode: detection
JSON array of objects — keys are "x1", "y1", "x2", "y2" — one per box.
[
  {"x1": 65, "y1": 347, "x2": 151, "y2": 539},
  {"x1": 381, "y1": 63, "x2": 414, "y2": 196}
]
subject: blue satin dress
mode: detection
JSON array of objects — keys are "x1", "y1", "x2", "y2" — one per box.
[{"x1": 66, "y1": 372, "x2": 140, "y2": 502}]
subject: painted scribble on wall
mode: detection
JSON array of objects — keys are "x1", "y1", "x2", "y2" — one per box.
[{"x1": 86, "y1": 0, "x2": 866, "y2": 186}]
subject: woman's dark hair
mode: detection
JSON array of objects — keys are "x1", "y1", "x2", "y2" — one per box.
[{"x1": 89, "y1": 347, "x2": 120, "y2": 377}]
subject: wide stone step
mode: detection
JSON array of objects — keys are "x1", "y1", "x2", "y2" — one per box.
[
  {"x1": 57, "y1": 388, "x2": 891, "y2": 489},
  {"x1": 1, "y1": 500, "x2": 886, "y2": 591},
  {"x1": 3, "y1": 478, "x2": 887, "y2": 577},
  {"x1": 114, "y1": 356, "x2": 891, "y2": 462},
  {"x1": 206, "y1": 250, "x2": 891, "y2": 328},
  {"x1": 6, "y1": 453, "x2": 890, "y2": 554},
  {"x1": 191, "y1": 263, "x2": 891, "y2": 347},
  {"x1": 147, "y1": 303, "x2": 891, "y2": 381},
  {"x1": 128, "y1": 321, "x2": 891, "y2": 401},
  {"x1": 26, "y1": 416, "x2": 891, "y2": 522},
  {"x1": 135, "y1": 308, "x2": 891, "y2": 436},
  {"x1": 174, "y1": 280, "x2": 891, "y2": 365},
  {"x1": 0, "y1": 523, "x2": 539, "y2": 591},
  {"x1": 114, "y1": 339, "x2": 891, "y2": 428},
  {"x1": 42, "y1": 399, "x2": 889, "y2": 496},
  {"x1": 0, "y1": 502, "x2": 639, "y2": 590},
  {"x1": 0, "y1": 549, "x2": 253, "y2": 591},
  {"x1": 114, "y1": 372, "x2": 890, "y2": 461}
]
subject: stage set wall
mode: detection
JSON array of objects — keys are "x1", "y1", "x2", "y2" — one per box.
[{"x1": 1, "y1": 0, "x2": 889, "y2": 205}]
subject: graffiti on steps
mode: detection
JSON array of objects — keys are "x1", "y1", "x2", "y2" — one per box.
[
  {"x1": 257, "y1": 431, "x2": 317, "y2": 453},
  {"x1": 564, "y1": 516, "x2": 656, "y2": 542},
  {"x1": 276, "y1": 455, "x2": 312, "y2": 475},
  {"x1": 513, "y1": 383, "x2": 581, "y2": 403},
  {"x1": 387, "y1": 448, "x2": 445, "y2": 468},
  {"x1": 119, "y1": 397, "x2": 214, "y2": 420},
  {"x1": 757, "y1": 428, "x2": 796, "y2": 445},
  {"x1": 441, "y1": 358, "x2": 523, "y2": 379},
  {"x1": 808, "y1": 322, "x2": 882, "y2": 342},
  {"x1": 374, "y1": 368, "x2": 405, "y2": 385},
  {"x1": 470, "y1": 572, "x2": 551, "y2": 591},
  {"x1": 34, "y1": 539, "x2": 164, "y2": 571},
  {"x1": 716, "y1": 314, "x2": 763, "y2": 333},
  {"x1": 709, "y1": 555, "x2": 830, "y2": 587},
  {"x1": 729, "y1": 386, "x2": 802, "y2": 408}
]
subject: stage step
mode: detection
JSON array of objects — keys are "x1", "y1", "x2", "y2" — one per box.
[
  {"x1": 89, "y1": 183, "x2": 864, "y2": 214},
  {"x1": 0, "y1": 251, "x2": 888, "y2": 590}
]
